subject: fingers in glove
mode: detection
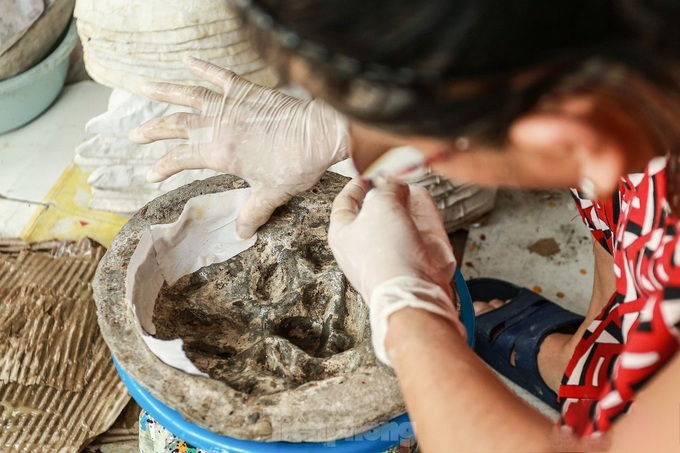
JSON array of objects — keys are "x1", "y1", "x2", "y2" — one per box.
[
  {"x1": 147, "y1": 143, "x2": 209, "y2": 182},
  {"x1": 184, "y1": 57, "x2": 296, "y2": 121},
  {"x1": 139, "y1": 81, "x2": 222, "y2": 111},
  {"x1": 236, "y1": 190, "x2": 292, "y2": 239},
  {"x1": 365, "y1": 180, "x2": 411, "y2": 209},
  {"x1": 184, "y1": 56, "x2": 244, "y2": 89},
  {"x1": 330, "y1": 178, "x2": 370, "y2": 227},
  {"x1": 407, "y1": 185, "x2": 446, "y2": 236},
  {"x1": 408, "y1": 185, "x2": 457, "y2": 280},
  {"x1": 129, "y1": 112, "x2": 193, "y2": 143},
  {"x1": 331, "y1": 178, "x2": 413, "y2": 226}
]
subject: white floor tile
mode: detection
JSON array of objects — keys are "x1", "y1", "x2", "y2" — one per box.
[{"x1": 0, "y1": 81, "x2": 112, "y2": 236}]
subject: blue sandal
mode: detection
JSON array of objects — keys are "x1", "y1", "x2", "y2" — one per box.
[{"x1": 467, "y1": 278, "x2": 585, "y2": 410}]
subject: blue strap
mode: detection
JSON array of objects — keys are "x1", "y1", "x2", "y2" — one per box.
[{"x1": 469, "y1": 278, "x2": 584, "y2": 410}]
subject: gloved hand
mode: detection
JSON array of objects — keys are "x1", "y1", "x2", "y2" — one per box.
[
  {"x1": 128, "y1": 56, "x2": 349, "y2": 238},
  {"x1": 328, "y1": 178, "x2": 466, "y2": 365}
]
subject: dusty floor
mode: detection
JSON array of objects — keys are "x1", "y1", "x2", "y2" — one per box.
[
  {"x1": 459, "y1": 187, "x2": 593, "y2": 418},
  {"x1": 463, "y1": 189, "x2": 593, "y2": 316}
]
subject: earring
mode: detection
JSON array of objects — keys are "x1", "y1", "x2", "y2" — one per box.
[
  {"x1": 579, "y1": 177, "x2": 597, "y2": 199},
  {"x1": 454, "y1": 137, "x2": 470, "y2": 151}
]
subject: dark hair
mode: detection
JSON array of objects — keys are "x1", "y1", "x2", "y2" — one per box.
[{"x1": 230, "y1": 0, "x2": 680, "y2": 147}]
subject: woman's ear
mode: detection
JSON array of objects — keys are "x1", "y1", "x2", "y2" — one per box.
[{"x1": 508, "y1": 106, "x2": 629, "y2": 198}]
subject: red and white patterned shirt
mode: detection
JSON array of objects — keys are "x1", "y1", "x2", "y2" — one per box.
[{"x1": 559, "y1": 156, "x2": 680, "y2": 435}]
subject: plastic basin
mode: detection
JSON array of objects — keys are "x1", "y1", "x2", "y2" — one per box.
[{"x1": 0, "y1": 20, "x2": 77, "y2": 134}]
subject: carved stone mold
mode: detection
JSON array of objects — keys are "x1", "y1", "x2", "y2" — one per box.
[{"x1": 93, "y1": 172, "x2": 405, "y2": 442}]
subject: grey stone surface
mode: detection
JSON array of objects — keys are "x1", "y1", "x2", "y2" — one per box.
[
  {"x1": 94, "y1": 172, "x2": 406, "y2": 442},
  {"x1": 0, "y1": 0, "x2": 75, "y2": 80}
]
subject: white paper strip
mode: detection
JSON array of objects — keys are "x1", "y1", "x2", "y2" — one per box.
[{"x1": 125, "y1": 188, "x2": 256, "y2": 376}]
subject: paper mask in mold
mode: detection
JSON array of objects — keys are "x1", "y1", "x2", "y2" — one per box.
[{"x1": 94, "y1": 172, "x2": 406, "y2": 442}]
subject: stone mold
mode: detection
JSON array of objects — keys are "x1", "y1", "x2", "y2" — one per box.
[{"x1": 93, "y1": 172, "x2": 406, "y2": 442}]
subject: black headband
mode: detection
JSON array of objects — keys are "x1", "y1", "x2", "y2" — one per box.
[
  {"x1": 229, "y1": 0, "x2": 625, "y2": 85},
  {"x1": 230, "y1": 0, "x2": 424, "y2": 84}
]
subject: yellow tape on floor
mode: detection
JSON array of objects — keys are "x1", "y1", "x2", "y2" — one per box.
[{"x1": 20, "y1": 164, "x2": 129, "y2": 247}]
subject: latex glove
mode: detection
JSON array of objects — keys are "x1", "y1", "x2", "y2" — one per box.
[
  {"x1": 87, "y1": 164, "x2": 218, "y2": 193},
  {"x1": 128, "y1": 56, "x2": 349, "y2": 238},
  {"x1": 328, "y1": 178, "x2": 466, "y2": 365},
  {"x1": 75, "y1": 134, "x2": 179, "y2": 168}
]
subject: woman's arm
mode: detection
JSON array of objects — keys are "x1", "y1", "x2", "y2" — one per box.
[
  {"x1": 385, "y1": 307, "x2": 554, "y2": 452},
  {"x1": 607, "y1": 350, "x2": 680, "y2": 452},
  {"x1": 386, "y1": 306, "x2": 680, "y2": 452}
]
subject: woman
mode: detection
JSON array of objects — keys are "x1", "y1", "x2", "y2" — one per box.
[{"x1": 130, "y1": 1, "x2": 680, "y2": 450}]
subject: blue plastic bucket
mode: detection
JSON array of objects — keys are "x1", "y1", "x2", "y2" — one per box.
[{"x1": 115, "y1": 267, "x2": 474, "y2": 452}]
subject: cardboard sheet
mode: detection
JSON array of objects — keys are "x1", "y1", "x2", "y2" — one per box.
[{"x1": 0, "y1": 238, "x2": 130, "y2": 452}]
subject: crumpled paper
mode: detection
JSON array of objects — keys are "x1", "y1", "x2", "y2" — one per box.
[
  {"x1": 0, "y1": 0, "x2": 43, "y2": 56},
  {"x1": 75, "y1": 89, "x2": 221, "y2": 213},
  {"x1": 125, "y1": 188, "x2": 256, "y2": 376}
]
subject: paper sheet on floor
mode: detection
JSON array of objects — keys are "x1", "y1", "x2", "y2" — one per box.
[{"x1": 20, "y1": 164, "x2": 129, "y2": 247}]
